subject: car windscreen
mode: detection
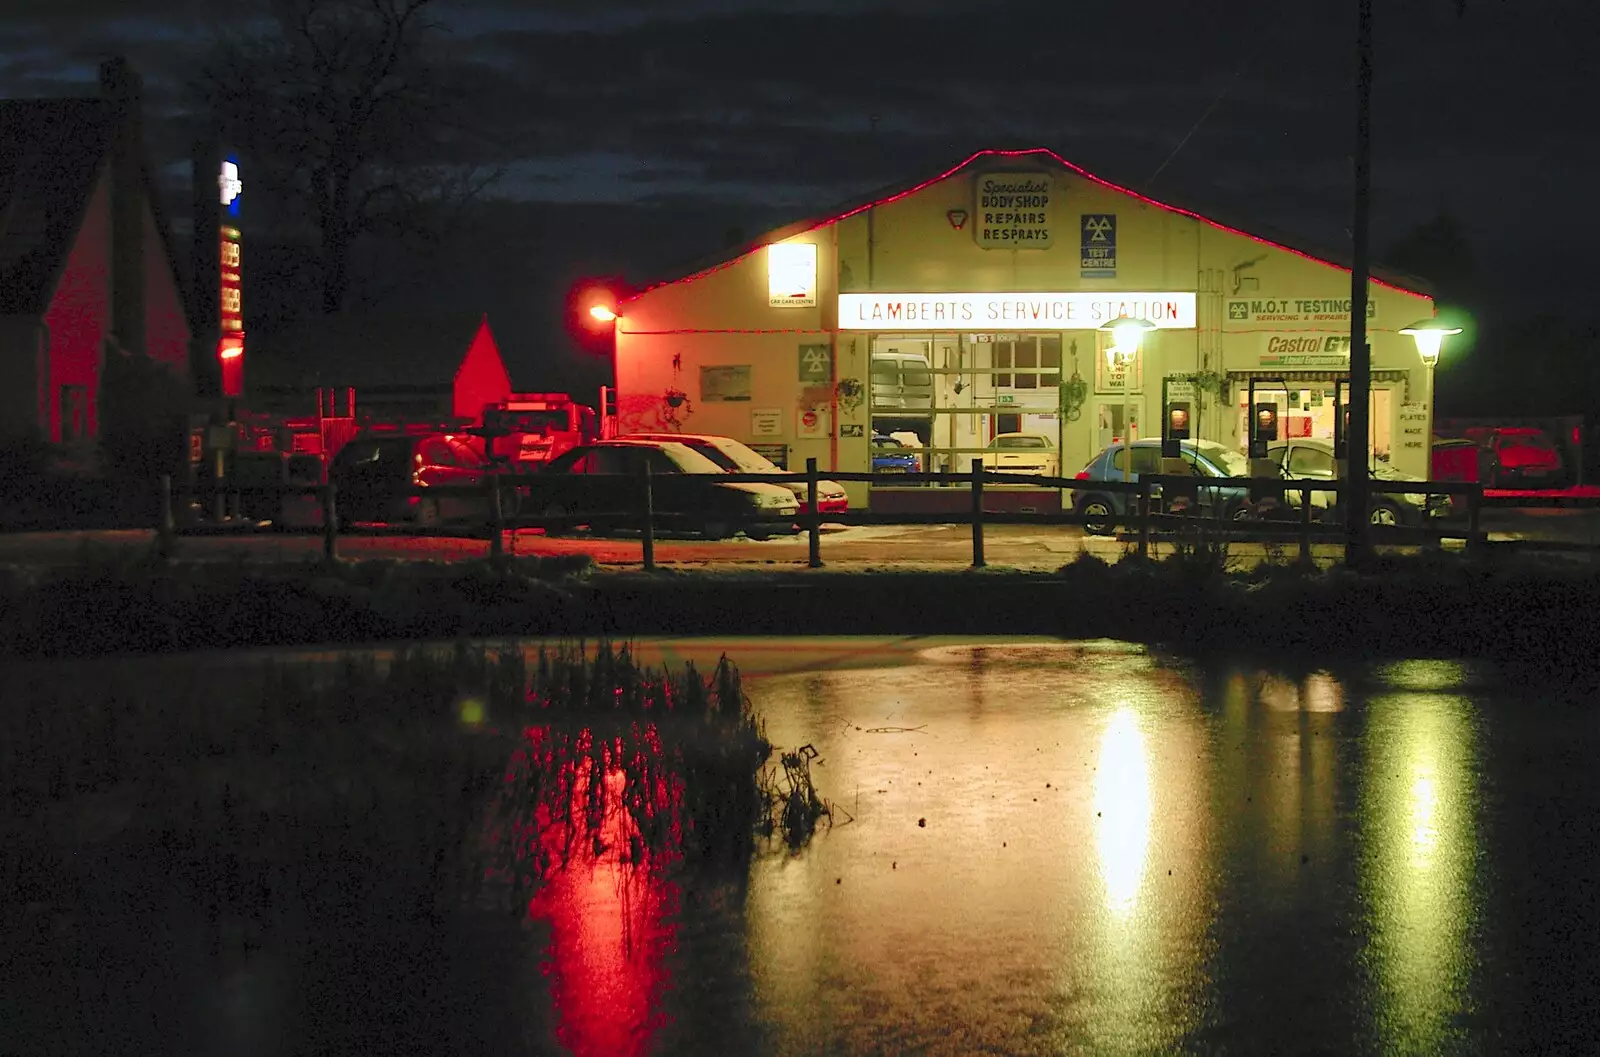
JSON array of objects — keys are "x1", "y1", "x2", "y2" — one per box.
[
  {"x1": 657, "y1": 444, "x2": 731, "y2": 474},
  {"x1": 706, "y1": 439, "x2": 779, "y2": 473},
  {"x1": 486, "y1": 409, "x2": 568, "y2": 433},
  {"x1": 870, "y1": 359, "x2": 899, "y2": 383},
  {"x1": 902, "y1": 364, "x2": 932, "y2": 386},
  {"x1": 1198, "y1": 445, "x2": 1251, "y2": 477},
  {"x1": 995, "y1": 435, "x2": 1048, "y2": 449}
]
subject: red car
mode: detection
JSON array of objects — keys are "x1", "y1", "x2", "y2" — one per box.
[
  {"x1": 1465, "y1": 427, "x2": 1566, "y2": 488},
  {"x1": 327, "y1": 431, "x2": 492, "y2": 526}
]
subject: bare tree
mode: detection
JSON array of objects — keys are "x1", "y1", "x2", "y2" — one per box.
[{"x1": 194, "y1": 0, "x2": 502, "y2": 313}]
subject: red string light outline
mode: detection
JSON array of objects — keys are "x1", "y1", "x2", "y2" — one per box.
[{"x1": 619, "y1": 147, "x2": 1429, "y2": 306}]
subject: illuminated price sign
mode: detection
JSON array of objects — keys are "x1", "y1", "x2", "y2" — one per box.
[{"x1": 220, "y1": 226, "x2": 244, "y2": 333}]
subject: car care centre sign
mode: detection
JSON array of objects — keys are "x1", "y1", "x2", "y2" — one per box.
[
  {"x1": 974, "y1": 172, "x2": 1052, "y2": 248},
  {"x1": 837, "y1": 292, "x2": 1195, "y2": 330},
  {"x1": 1227, "y1": 297, "x2": 1378, "y2": 325}
]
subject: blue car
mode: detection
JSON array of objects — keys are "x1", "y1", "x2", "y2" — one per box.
[
  {"x1": 1071, "y1": 439, "x2": 1263, "y2": 535},
  {"x1": 871, "y1": 434, "x2": 921, "y2": 474}
]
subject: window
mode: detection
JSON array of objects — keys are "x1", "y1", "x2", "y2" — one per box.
[
  {"x1": 448, "y1": 438, "x2": 486, "y2": 468},
  {"x1": 991, "y1": 336, "x2": 1061, "y2": 390},
  {"x1": 1111, "y1": 447, "x2": 1161, "y2": 474},
  {"x1": 1288, "y1": 446, "x2": 1336, "y2": 475},
  {"x1": 994, "y1": 434, "x2": 1049, "y2": 449},
  {"x1": 870, "y1": 358, "x2": 899, "y2": 385},
  {"x1": 59, "y1": 385, "x2": 88, "y2": 442},
  {"x1": 419, "y1": 438, "x2": 456, "y2": 467},
  {"x1": 589, "y1": 448, "x2": 631, "y2": 475}
]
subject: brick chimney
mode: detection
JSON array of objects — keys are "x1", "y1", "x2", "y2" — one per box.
[{"x1": 100, "y1": 56, "x2": 146, "y2": 358}]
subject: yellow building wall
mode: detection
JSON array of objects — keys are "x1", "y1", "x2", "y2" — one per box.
[{"x1": 616, "y1": 156, "x2": 1437, "y2": 497}]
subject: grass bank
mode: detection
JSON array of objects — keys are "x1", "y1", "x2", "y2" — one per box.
[{"x1": 2, "y1": 542, "x2": 1597, "y2": 663}]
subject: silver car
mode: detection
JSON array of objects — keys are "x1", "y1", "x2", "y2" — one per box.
[{"x1": 1267, "y1": 439, "x2": 1449, "y2": 526}]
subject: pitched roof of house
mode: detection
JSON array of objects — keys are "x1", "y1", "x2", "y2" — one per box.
[
  {"x1": 246, "y1": 312, "x2": 495, "y2": 391},
  {"x1": 0, "y1": 99, "x2": 120, "y2": 315},
  {"x1": 622, "y1": 147, "x2": 1432, "y2": 305}
]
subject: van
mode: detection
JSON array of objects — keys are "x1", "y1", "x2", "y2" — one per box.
[{"x1": 869, "y1": 350, "x2": 934, "y2": 413}]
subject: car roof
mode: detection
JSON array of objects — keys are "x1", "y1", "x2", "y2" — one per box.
[{"x1": 623, "y1": 432, "x2": 725, "y2": 443}]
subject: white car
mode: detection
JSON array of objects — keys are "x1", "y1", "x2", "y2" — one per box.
[
  {"x1": 981, "y1": 433, "x2": 1060, "y2": 478},
  {"x1": 623, "y1": 433, "x2": 850, "y2": 514}
]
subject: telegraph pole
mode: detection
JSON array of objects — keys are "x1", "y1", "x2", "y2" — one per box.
[{"x1": 1345, "y1": 0, "x2": 1374, "y2": 565}]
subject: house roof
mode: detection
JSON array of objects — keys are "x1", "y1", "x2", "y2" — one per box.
[
  {"x1": 0, "y1": 99, "x2": 119, "y2": 315},
  {"x1": 246, "y1": 311, "x2": 495, "y2": 391},
  {"x1": 622, "y1": 147, "x2": 1432, "y2": 305}
]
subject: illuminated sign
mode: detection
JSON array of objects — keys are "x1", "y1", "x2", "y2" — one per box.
[
  {"x1": 837, "y1": 292, "x2": 1196, "y2": 331},
  {"x1": 219, "y1": 159, "x2": 242, "y2": 213},
  {"x1": 974, "y1": 172, "x2": 1053, "y2": 248},
  {"x1": 1226, "y1": 297, "x2": 1377, "y2": 325},
  {"x1": 219, "y1": 226, "x2": 244, "y2": 334},
  {"x1": 767, "y1": 242, "x2": 817, "y2": 307}
]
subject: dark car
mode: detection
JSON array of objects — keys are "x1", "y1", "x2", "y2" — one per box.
[
  {"x1": 327, "y1": 431, "x2": 490, "y2": 527},
  {"x1": 871, "y1": 434, "x2": 920, "y2": 474},
  {"x1": 1267, "y1": 438, "x2": 1450, "y2": 526},
  {"x1": 1072, "y1": 439, "x2": 1262, "y2": 534},
  {"x1": 527, "y1": 440, "x2": 800, "y2": 539}
]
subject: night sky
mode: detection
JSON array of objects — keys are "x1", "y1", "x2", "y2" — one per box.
[{"x1": 2, "y1": 0, "x2": 1592, "y2": 395}]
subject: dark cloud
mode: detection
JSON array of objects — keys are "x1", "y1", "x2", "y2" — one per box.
[{"x1": 0, "y1": 0, "x2": 1589, "y2": 320}]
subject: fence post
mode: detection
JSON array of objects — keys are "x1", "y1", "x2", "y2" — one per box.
[
  {"x1": 970, "y1": 459, "x2": 986, "y2": 568},
  {"x1": 641, "y1": 462, "x2": 656, "y2": 572},
  {"x1": 1137, "y1": 477, "x2": 1152, "y2": 560},
  {"x1": 806, "y1": 457, "x2": 823, "y2": 568},
  {"x1": 321, "y1": 483, "x2": 338, "y2": 562},
  {"x1": 157, "y1": 474, "x2": 175, "y2": 560},
  {"x1": 1466, "y1": 483, "x2": 1483, "y2": 557},
  {"x1": 488, "y1": 477, "x2": 504, "y2": 563},
  {"x1": 1300, "y1": 482, "x2": 1314, "y2": 563}
]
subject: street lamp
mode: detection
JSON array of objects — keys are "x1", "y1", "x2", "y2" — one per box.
[
  {"x1": 1098, "y1": 317, "x2": 1158, "y2": 479},
  {"x1": 1399, "y1": 318, "x2": 1462, "y2": 369}
]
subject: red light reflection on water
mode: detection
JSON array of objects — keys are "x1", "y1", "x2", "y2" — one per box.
[{"x1": 486, "y1": 723, "x2": 687, "y2": 1056}]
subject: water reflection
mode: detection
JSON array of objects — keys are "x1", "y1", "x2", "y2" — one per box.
[
  {"x1": 1094, "y1": 707, "x2": 1153, "y2": 919},
  {"x1": 1360, "y1": 680, "x2": 1480, "y2": 1050}
]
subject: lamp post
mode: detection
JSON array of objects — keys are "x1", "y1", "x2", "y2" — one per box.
[
  {"x1": 1098, "y1": 317, "x2": 1158, "y2": 481},
  {"x1": 1400, "y1": 318, "x2": 1461, "y2": 464}
]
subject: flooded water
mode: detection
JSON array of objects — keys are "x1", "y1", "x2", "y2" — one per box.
[{"x1": 9, "y1": 638, "x2": 1600, "y2": 1055}]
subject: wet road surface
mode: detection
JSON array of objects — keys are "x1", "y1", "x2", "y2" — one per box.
[{"x1": 3, "y1": 510, "x2": 1595, "y2": 570}]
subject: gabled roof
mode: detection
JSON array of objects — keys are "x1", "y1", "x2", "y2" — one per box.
[
  {"x1": 0, "y1": 99, "x2": 119, "y2": 315},
  {"x1": 622, "y1": 147, "x2": 1431, "y2": 304},
  {"x1": 247, "y1": 311, "x2": 497, "y2": 390}
]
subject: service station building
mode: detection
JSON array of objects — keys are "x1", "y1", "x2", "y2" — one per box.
[{"x1": 611, "y1": 148, "x2": 1436, "y2": 510}]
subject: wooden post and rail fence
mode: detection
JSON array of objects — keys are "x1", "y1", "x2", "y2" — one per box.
[{"x1": 149, "y1": 462, "x2": 1587, "y2": 567}]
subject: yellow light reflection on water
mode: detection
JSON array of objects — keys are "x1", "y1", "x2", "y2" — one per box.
[
  {"x1": 1094, "y1": 707, "x2": 1152, "y2": 920},
  {"x1": 1362, "y1": 689, "x2": 1478, "y2": 1050}
]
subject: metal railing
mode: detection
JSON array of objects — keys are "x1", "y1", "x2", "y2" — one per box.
[{"x1": 149, "y1": 458, "x2": 1534, "y2": 570}]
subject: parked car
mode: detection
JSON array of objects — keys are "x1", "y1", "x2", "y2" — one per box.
[
  {"x1": 623, "y1": 432, "x2": 849, "y2": 514},
  {"x1": 1267, "y1": 438, "x2": 1451, "y2": 526},
  {"x1": 981, "y1": 432, "x2": 1060, "y2": 478},
  {"x1": 528, "y1": 440, "x2": 799, "y2": 539},
  {"x1": 1432, "y1": 437, "x2": 1493, "y2": 484},
  {"x1": 1465, "y1": 427, "x2": 1566, "y2": 488},
  {"x1": 327, "y1": 431, "x2": 490, "y2": 527},
  {"x1": 871, "y1": 433, "x2": 921, "y2": 473},
  {"x1": 1072, "y1": 439, "x2": 1263, "y2": 534}
]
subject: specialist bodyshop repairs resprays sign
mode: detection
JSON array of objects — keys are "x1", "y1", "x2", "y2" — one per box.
[{"x1": 974, "y1": 171, "x2": 1053, "y2": 248}]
